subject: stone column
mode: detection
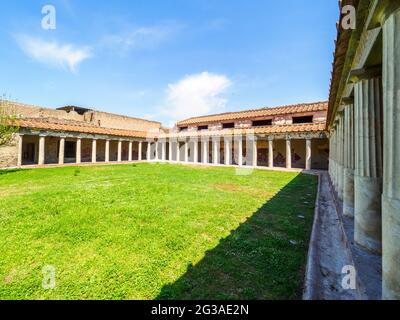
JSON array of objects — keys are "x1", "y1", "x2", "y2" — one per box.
[
  {"x1": 17, "y1": 134, "x2": 23, "y2": 167},
  {"x1": 76, "y1": 138, "x2": 81, "y2": 164},
  {"x1": 305, "y1": 138, "x2": 312, "y2": 170},
  {"x1": 138, "y1": 142, "x2": 142, "y2": 161},
  {"x1": 58, "y1": 137, "x2": 65, "y2": 165},
  {"x1": 128, "y1": 141, "x2": 133, "y2": 162},
  {"x1": 193, "y1": 139, "x2": 198, "y2": 163},
  {"x1": 38, "y1": 135, "x2": 46, "y2": 166},
  {"x1": 105, "y1": 140, "x2": 110, "y2": 163},
  {"x1": 224, "y1": 137, "x2": 231, "y2": 165},
  {"x1": 202, "y1": 139, "x2": 208, "y2": 164},
  {"x1": 252, "y1": 138, "x2": 258, "y2": 167},
  {"x1": 330, "y1": 130, "x2": 335, "y2": 187},
  {"x1": 168, "y1": 140, "x2": 172, "y2": 162},
  {"x1": 343, "y1": 104, "x2": 355, "y2": 217},
  {"x1": 268, "y1": 138, "x2": 274, "y2": 168},
  {"x1": 237, "y1": 137, "x2": 243, "y2": 166},
  {"x1": 154, "y1": 141, "x2": 159, "y2": 161},
  {"x1": 184, "y1": 141, "x2": 188, "y2": 163},
  {"x1": 212, "y1": 138, "x2": 219, "y2": 164},
  {"x1": 117, "y1": 140, "x2": 122, "y2": 162},
  {"x1": 382, "y1": 8, "x2": 400, "y2": 300},
  {"x1": 328, "y1": 132, "x2": 332, "y2": 177},
  {"x1": 176, "y1": 141, "x2": 180, "y2": 162},
  {"x1": 147, "y1": 142, "x2": 151, "y2": 161},
  {"x1": 337, "y1": 113, "x2": 345, "y2": 200},
  {"x1": 354, "y1": 77, "x2": 383, "y2": 253},
  {"x1": 332, "y1": 128, "x2": 337, "y2": 189},
  {"x1": 286, "y1": 139, "x2": 291, "y2": 169},
  {"x1": 162, "y1": 141, "x2": 166, "y2": 161},
  {"x1": 92, "y1": 139, "x2": 97, "y2": 163}
]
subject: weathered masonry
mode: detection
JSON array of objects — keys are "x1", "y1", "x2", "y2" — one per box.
[
  {"x1": 0, "y1": 102, "x2": 162, "y2": 168},
  {"x1": 0, "y1": 101, "x2": 329, "y2": 170},
  {"x1": 328, "y1": 0, "x2": 400, "y2": 300}
]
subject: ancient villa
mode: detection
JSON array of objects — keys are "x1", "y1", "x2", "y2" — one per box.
[
  {"x1": 0, "y1": 101, "x2": 328, "y2": 170},
  {"x1": 1, "y1": 0, "x2": 399, "y2": 300}
]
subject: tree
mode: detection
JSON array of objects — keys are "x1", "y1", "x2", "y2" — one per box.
[{"x1": 0, "y1": 99, "x2": 19, "y2": 147}]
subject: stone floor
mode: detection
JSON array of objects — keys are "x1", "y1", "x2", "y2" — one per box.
[
  {"x1": 304, "y1": 171, "x2": 383, "y2": 300},
  {"x1": 303, "y1": 172, "x2": 363, "y2": 299},
  {"x1": 329, "y1": 179, "x2": 382, "y2": 300},
  {"x1": 341, "y1": 211, "x2": 382, "y2": 300}
]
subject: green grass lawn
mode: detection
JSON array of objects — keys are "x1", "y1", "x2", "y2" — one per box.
[{"x1": 0, "y1": 163, "x2": 317, "y2": 300}]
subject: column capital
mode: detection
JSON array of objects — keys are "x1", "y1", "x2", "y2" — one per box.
[
  {"x1": 349, "y1": 66, "x2": 381, "y2": 83},
  {"x1": 376, "y1": 3, "x2": 400, "y2": 26},
  {"x1": 341, "y1": 97, "x2": 354, "y2": 106}
]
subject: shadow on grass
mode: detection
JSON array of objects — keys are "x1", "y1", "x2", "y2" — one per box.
[
  {"x1": 0, "y1": 168, "x2": 29, "y2": 176},
  {"x1": 156, "y1": 174, "x2": 317, "y2": 300}
]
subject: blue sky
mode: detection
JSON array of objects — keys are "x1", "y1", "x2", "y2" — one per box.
[{"x1": 0, "y1": 0, "x2": 338, "y2": 126}]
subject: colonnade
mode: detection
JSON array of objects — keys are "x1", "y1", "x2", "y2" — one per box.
[
  {"x1": 17, "y1": 134, "x2": 315, "y2": 171},
  {"x1": 329, "y1": 8, "x2": 400, "y2": 300}
]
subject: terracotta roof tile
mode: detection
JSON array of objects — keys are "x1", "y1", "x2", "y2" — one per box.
[
  {"x1": 177, "y1": 101, "x2": 328, "y2": 126},
  {"x1": 16, "y1": 118, "x2": 155, "y2": 139}
]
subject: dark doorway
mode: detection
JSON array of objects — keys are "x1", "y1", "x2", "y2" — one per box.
[
  {"x1": 65, "y1": 141, "x2": 76, "y2": 162},
  {"x1": 23, "y1": 143, "x2": 35, "y2": 163}
]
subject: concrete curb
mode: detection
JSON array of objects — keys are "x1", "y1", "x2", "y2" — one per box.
[{"x1": 302, "y1": 172, "x2": 322, "y2": 300}]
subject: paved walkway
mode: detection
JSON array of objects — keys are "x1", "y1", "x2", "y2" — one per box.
[{"x1": 303, "y1": 172, "x2": 364, "y2": 300}]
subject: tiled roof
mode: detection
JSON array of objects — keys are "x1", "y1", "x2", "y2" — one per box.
[
  {"x1": 16, "y1": 118, "x2": 154, "y2": 139},
  {"x1": 177, "y1": 101, "x2": 328, "y2": 126},
  {"x1": 15, "y1": 114, "x2": 326, "y2": 140},
  {"x1": 163, "y1": 123, "x2": 326, "y2": 138},
  {"x1": 328, "y1": 0, "x2": 365, "y2": 127}
]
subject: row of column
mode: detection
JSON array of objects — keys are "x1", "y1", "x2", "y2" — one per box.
[
  {"x1": 330, "y1": 79, "x2": 383, "y2": 251},
  {"x1": 18, "y1": 135, "x2": 314, "y2": 170},
  {"x1": 17, "y1": 136, "x2": 145, "y2": 166},
  {"x1": 329, "y1": 8, "x2": 400, "y2": 300},
  {"x1": 148, "y1": 137, "x2": 313, "y2": 170}
]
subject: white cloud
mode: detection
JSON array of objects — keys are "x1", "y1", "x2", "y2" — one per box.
[
  {"x1": 163, "y1": 72, "x2": 232, "y2": 122},
  {"x1": 15, "y1": 35, "x2": 91, "y2": 73},
  {"x1": 101, "y1": 22, "x2": 182, "y2": 54}
]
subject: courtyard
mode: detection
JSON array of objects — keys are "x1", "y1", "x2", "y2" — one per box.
[{"x1": 0, "y1": 163, "x2": 317, "y2": 300}]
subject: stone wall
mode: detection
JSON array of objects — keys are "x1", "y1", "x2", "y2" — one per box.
[
  {"x1": 0, "y1": 134, "x2": 18, "y2": 168},
  {"x1": 5, "y1": 101, "x2": 161, "y2": 133},
  {"x1": 89, "y1": 111, "x2": 161, "y2": 132},
  {"x1": 44, "y1": 137, "x2": 60, "y2": 164},
  {"x1": 7, "y1": 102, "x2": 84, "y2": 122}
]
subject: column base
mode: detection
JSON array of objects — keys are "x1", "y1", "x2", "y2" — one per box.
[
  {"x1": 343, "y1": 168, "x2": 355, "y2": 217},
  {"x1": 382, "y1": 195, "x2": 400, "y2": 300},
  {"x1": 354, "y1": 175, "x2": 382, "y2": 253}
]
